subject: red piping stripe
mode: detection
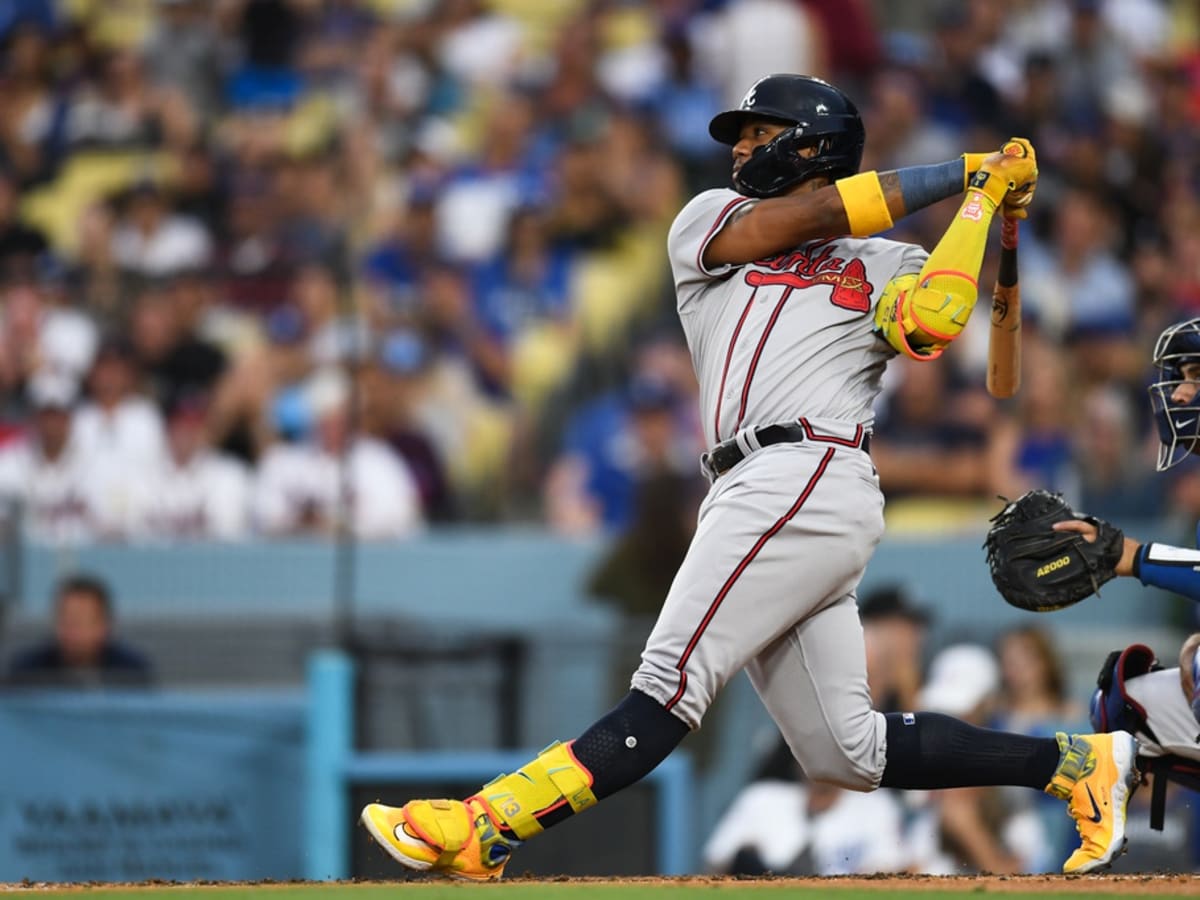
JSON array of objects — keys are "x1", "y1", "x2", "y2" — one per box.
[
  {"x1": 799, "y1": 419, "x2": 865, "y2": 448},
  {"x1": 734, "y1": 287, "x2": 793, "y2": 433},
  {"x1": 665, "y1": 446, "x2": 837, "y2": 711},
  {"x1": 714, "y1": 290, "x2": 757, "y2": 443}
]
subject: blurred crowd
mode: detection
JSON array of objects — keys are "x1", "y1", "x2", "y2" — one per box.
[{"x1": 0, "y1": 0, "x2": 1197, "y2": 544}]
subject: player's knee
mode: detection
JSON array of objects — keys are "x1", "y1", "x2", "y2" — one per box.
[
  {"x1": 793, "y1": 709, "x2": 884, "y2": 791},
  {"x1": 801, "y1": 756, "x2": 878, "y2": 791}
]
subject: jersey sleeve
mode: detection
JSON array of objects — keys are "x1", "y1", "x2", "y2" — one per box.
[
  {"x1": 893, "y1": 242, "x2": 928, "y2": 279},
  {"x1": 1133, "y1": 542, "x2": 1200, "y2": 603},
  {"x1": 667, "y1": 188, "x2": 756, "y2": 309}
]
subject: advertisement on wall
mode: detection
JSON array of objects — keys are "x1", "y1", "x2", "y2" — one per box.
[{"x1": 0, "y1": 692, "x2": 305, "y2": 882}]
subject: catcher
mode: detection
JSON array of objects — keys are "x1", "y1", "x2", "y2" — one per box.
[{"x1": 985, "y1": 317, "x2": 1200, "y2": 831}]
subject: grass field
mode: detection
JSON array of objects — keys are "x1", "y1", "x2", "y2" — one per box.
[{"x1": 5, "y1": 877, "x2": 1200, "y2": 899}]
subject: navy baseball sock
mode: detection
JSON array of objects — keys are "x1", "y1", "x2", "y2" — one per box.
[
  {"x1": 532, "y1": 689, "x2": 688, "y2": 829},
  {"x1": 880, "y1": 711, "x2": 1061, "y2": 790}
]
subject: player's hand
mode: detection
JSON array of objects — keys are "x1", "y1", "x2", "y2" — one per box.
[
  {"x1": 999, "y1": 139, "x2": 1037, "y2": 219},
  {"x1": 1052, "y1": 519, "x2": 1140, "y2": 576},
  {"x1": 1052, "y1": 518, "x2": 1098, "y2": 541},
  {"x1": 970, "y1": 138, "x2": 1037, "y2": 211}
]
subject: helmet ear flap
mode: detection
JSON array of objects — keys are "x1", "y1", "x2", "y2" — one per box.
[{"x1": 733, "y1": 123, "x2": 863, "y2": 198}]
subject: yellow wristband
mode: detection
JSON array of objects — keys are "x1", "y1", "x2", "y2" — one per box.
[
  {"x1": 835, "y1": 171, "x2": 894, "y2": 236},
  {"x1": 961, "y1": 153, "x2": 989, "y2": 189}
]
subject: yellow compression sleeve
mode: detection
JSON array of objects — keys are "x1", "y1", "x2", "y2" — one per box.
[
  {"x1": 835, "y1": 171, "x2": 894, "y2": 236},
  {"x1": 875, "y1": 187, "x2": 998, "y2": 359}
]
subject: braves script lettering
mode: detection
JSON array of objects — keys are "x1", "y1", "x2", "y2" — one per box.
[{"x1": 748, "y1": 241, "x2": 873, "y2": 312}]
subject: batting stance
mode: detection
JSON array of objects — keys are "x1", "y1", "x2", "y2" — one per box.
[{"x1": 362, "y1": 75, "x2": 1138, "y2": 878}]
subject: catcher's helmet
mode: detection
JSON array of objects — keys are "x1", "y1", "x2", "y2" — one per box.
[
  {"x1": 1149, "y1": 317, "x2": 1200, "y2": 470},
  {"x1": 709, "y1": 74, "x2": 865, "y2": 199}
]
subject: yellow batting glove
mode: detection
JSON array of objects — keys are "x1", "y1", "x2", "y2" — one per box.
[
  {"x1": 999, "y1": 138, "x2": 1037, "y2": 219},
  {"x1": 970, "y1": 138, "x2": 1037, "y2": 210}
]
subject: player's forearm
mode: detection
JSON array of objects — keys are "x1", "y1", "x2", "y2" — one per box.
[
  {"x1": 1130, "y1": 542, "x2": 1200, "y2": 602},
  {"x1": 707, "y1": 156, "x2": 987, "y2": 265},
  {"x1": 880, "y1": 154, "x2": 990, "y2": 221},
  {"x1": 874, "y1": 187, "x2": 995, "y2": 359},
  {"x1": 712, "y1": 184, "x2": 851, "y2": 260},
  {"x1": 838, "y1": 154, "x2": 990, "y2": 235}
]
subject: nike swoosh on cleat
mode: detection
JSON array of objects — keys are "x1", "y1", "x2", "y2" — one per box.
[{"x1": 1085, "y1": 784, "x2": 1103, "y2": 823}]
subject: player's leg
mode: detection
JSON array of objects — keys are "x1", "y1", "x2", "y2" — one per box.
[
  {"x1": 748, "y1": 594, "x2": 1139, "y2": 873},
  {"x1": 363, "y1": 443, "x2": 876, "y2": 879},
  {"x1": 744, "y1": 594, "x2": 886, "y2": 789},
  {"x1": 882, "y1": 713, "x2": 1139, "y2": 872},
  {"x1": 361, "y1": 689, "x2": 686, "y2": 880}
]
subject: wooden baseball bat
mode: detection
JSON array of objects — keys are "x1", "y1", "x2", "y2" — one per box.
[{"x1": 987, "y1": 216, "x2": 1021, "y2": 398}]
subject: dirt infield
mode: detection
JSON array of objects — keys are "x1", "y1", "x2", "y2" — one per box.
[{"x1": 3, "y1": 875, "x2": 1200, "y2": 894}]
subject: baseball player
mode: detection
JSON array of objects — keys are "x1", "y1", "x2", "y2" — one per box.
[
  {"x1": 1052, "y1": 316, "x2": 1200, "y2": 603},
  {"x1": 1045, "y1": 317, "x2": 1200, "y2": 824},
  {"x1": 362, "y1": 74, "x2": 1138, "y2": 878}
]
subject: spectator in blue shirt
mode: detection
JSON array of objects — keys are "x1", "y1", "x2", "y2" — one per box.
[{"x1": 6, "y1": 574, "x2": 152, "y2": 688}]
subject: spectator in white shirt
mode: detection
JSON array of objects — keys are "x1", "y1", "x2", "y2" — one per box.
[
  {"x1": 111, "y1": 182, "x2": 212, "y2": 278},
  {"x1": 0, "y1": 374, "x2": 100, "y2": 543},
  {"x1": 135, "y1": 392, "x2": 251, "y2": 541},
  {"x1": 253, "y1": 368, "x2": 422, "y2": 540},
  {"x1": 71, "y1": 337, "x2": 168, "y2": 536},
  {"x1": 0, "y1": 278, "x2": 98, "y2": 404},
  {"x1": 72, "y1": 337, "x2": 168, "y2": 467}
]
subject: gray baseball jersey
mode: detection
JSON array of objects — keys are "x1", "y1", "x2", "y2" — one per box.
[{"x1": 630, "y1": 187, "x2": 927, "y2": 790}]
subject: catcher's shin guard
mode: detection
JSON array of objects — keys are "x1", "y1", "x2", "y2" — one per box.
[{"x1": 1045, "y1": 731, "x2": 1140, "y2": 874}]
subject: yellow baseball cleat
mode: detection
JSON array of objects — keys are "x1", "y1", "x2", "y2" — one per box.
[
  {"x1": 360, "y1": 796, "x2": 517, "y2": 881},
  {"x1": 1045, "y1": 731, "x2": 1140, "y2": 874}
]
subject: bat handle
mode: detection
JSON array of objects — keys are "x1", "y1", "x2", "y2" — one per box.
[{"x1": 1001, "y1": 216, "x2": 1019, "y2": 250}]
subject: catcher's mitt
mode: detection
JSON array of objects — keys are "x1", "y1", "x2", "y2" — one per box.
[{"x1": 984, "y1": 489, "x2": 1124, "y2": 612}]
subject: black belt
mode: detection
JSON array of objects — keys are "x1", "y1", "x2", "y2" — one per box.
[{"x1": 701, "y1": 419, "x2": 871, "y2": 479}]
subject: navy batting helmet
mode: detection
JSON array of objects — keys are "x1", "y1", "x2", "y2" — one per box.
[
  {"x1": 1149, "y1": 317, "x2": 1200, "y2": 470},
  {"x1": 709, "y1": 74, "x2": 865, "y2": 199}
]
